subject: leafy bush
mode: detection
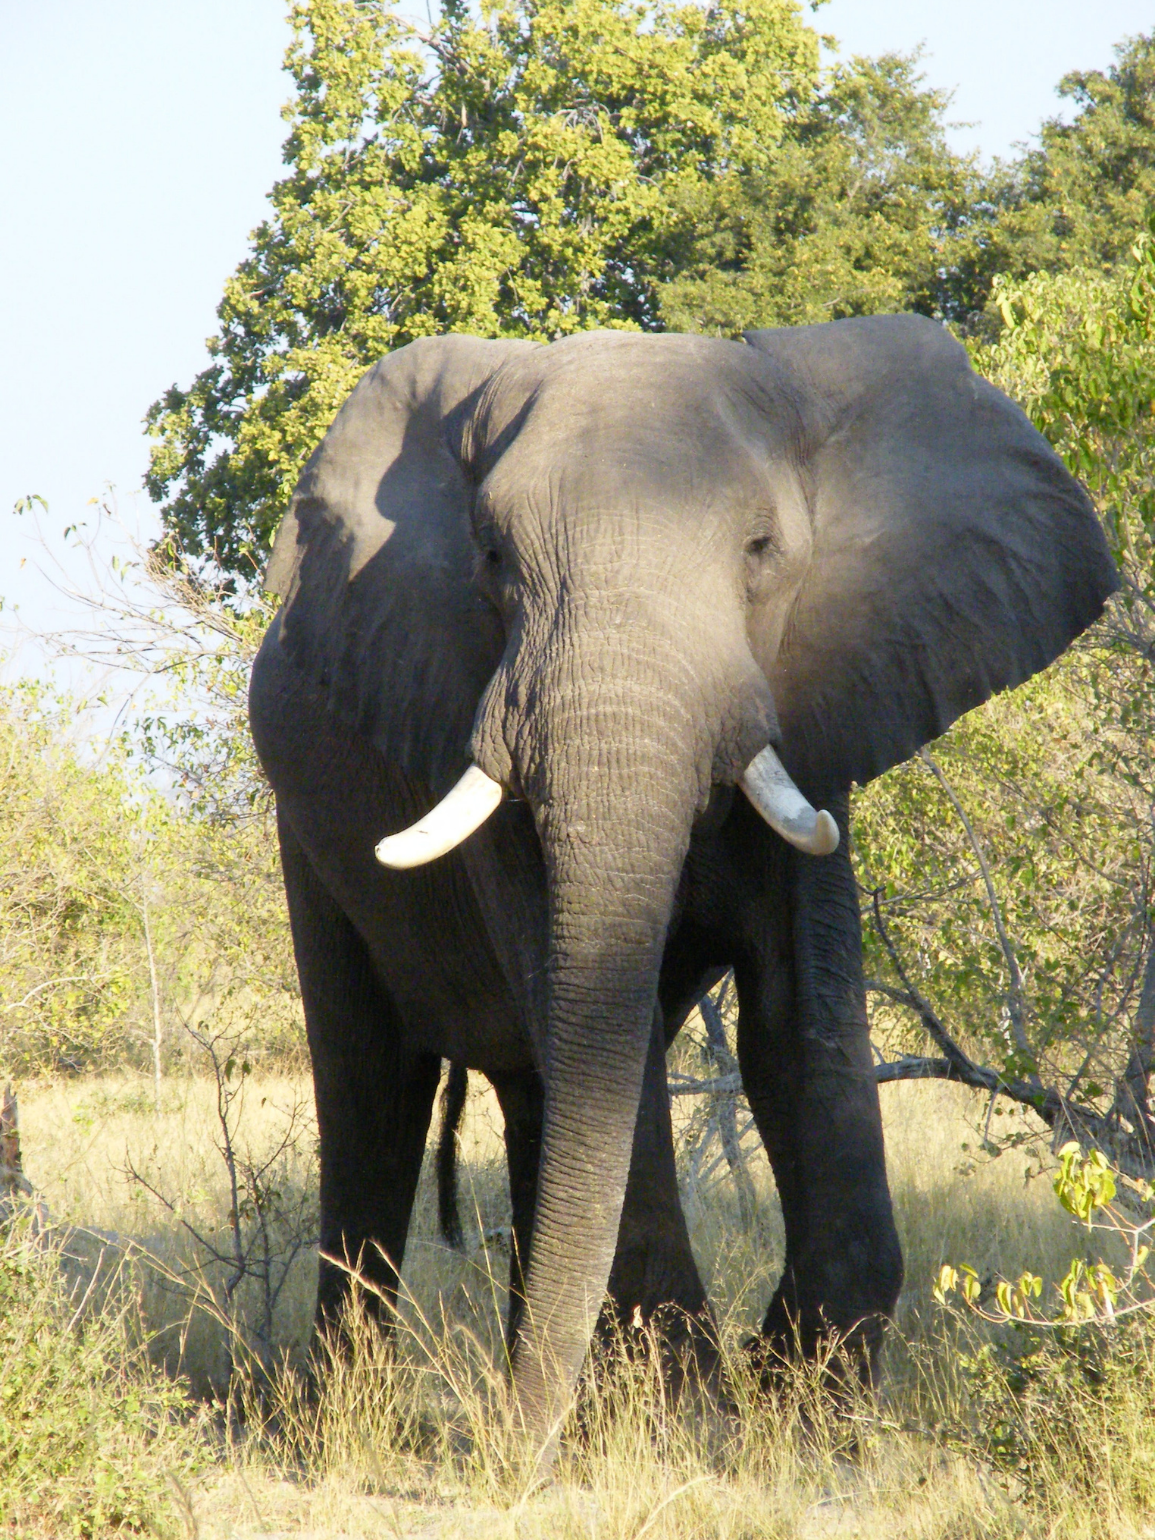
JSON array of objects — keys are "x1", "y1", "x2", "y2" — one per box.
[
  {"x1": 957, "y1": 1320, "x2": 1155, "y2": 1494},
  {"x1": 853, "y1": 233, "x2": 1155, "y2": 1174},
  {"x1": 928, "y1": 1133, "x2": 1155, "y2": 1532},
  {"x1": 0, "y1": 685, "x2": 155, "y2": 1075},
  {"x1": 0, "y1": 1211, "x2": 206, "y2": 1536},
  {"x1": 0, "y1": 674, "x2": 301, "y2": 1081}
]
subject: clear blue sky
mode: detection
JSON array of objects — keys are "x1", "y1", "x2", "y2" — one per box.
[{"x1": 1, "y1": 0, "x2": 1150, "y2": 692}]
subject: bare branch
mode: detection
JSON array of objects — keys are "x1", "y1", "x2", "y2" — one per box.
[
  {"x1": 669, "y1": 1071, "x2": 741, "y2": 1096},
  {"x1": 699, "y1": 989, "x2": 757, "y2": 1227},
  {"x1": 868, "y1": 887, "x2": 1155, "y2": 1180},
  {"x1": 873, "y1": 1055, "x2": 956, "y2": 1084},
  {"x1": 0, "y1": 974, "x2": 115, "y2": 1012}
]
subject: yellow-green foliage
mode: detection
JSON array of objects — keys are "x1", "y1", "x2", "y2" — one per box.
[
  {"x1": 0, "y1": 680, "x2": 300, "y2": 1079},
  {"x1": 0, "y1": 1211, "x2": 206, "y2": 1538},
  {"x1": 854, "y1": 653, "x2": 1140, "y2": 1085},
  {"x1": 980, "y1": 33, "x2": 1155, "y2": 285},
  {"x1": 146, "y1": 0, "x2": 822, "y2": 569},
  {"x1": 661, "y1": 50, "x2": 987, "y2": 335},
  {"x1": 855, "y1": 235, "x2": 1155, "y2": 1119},
  {"x1": 0, "y1": 685, "x2": 152, "y2": 1073}
]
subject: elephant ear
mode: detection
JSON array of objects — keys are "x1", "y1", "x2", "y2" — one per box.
[
  {"x1": 743, "y1": 314, "x2": 1119, "y2": 790},
  {"x1": 265, "y1": 335, "x2": 537, "y2": 786}
]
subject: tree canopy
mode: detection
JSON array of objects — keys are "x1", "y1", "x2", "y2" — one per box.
[
  {"x1": 145, "y1": 3, "x2": 1155, "y2": 582},
  {"x1": 146, "y1": 0, "x2": 822, "y2": 573},
  {"x1": 985, "y1": 31, "x2": 1155, "y2": 284},
  {"x1": 658, "y1": 50, "x2": 988, "y2": 334}
]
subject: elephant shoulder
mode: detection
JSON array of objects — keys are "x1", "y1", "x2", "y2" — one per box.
[{"x1": 263, "y1": 337, "x2": 531, "y2": 789}]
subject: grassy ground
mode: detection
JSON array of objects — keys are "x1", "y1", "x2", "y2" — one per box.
[{"x1": 6, "y1": 1069, "x2": 1155, "y2": 1538}]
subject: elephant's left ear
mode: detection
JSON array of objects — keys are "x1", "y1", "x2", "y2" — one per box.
[{"x1": 743, "y1": 314, "x2": 1119, "y2": 790}]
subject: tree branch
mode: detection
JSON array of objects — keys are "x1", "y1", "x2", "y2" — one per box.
[
  {"x1": 918, "y1": 748, "x2": 1038, "y2": 1084},
  {"x1": 869, "y1": 889, "x2": 993, "y2": 1086},
  {"x1": 868, "y1": 890, "x2": 1155, "y2": 1181},
  {"x1": 699, "y1": 987, "x2": 757, "y2": 1227}
]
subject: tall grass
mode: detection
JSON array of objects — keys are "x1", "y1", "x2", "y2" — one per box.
[{"x1": 9, "y1": 1072, "x2": 1155, "y2": 1538}]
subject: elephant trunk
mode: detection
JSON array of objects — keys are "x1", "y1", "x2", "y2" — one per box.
[{"x1": 493, "y1": 662, "x2": 704, "y2": 1454}]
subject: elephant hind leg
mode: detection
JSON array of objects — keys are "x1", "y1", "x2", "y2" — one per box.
[
  {"x1": 491, "y1": 1067, "x2": 544, "y2": 1358},
  {"x1": 278, "y1": 812, "x2": 441, "y2": 1337},
  {"x1": 597, "y1": 1009, "x2": 716, "y2": 1382}
]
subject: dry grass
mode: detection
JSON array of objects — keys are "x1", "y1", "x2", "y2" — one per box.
[{"x1": 8, "y1": 1071, "x2": 1155, "y2": 1538}]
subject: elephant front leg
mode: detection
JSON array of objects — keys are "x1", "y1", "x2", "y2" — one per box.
[
  {"x1": 278, "y1": 813, "x2": 441, "y2": 1336},
  {"x1": 597, "y1": 1008, "x2": 715, "y2": 1374},
  {"x1": 736, "y1": 796, "x2": 902, "y2": 1381}
]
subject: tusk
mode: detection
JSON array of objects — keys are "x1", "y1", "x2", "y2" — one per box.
[
  {"x1": 375, "y1": 765, "x2": 503, "y2": 869},
  {"x1": 739, "y1": 745, "x2": 840, "y2": 857}
]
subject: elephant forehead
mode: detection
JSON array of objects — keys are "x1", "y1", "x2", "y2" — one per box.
[{"x1": 471, "y1": 333, "x2": 791, "y2": 517}]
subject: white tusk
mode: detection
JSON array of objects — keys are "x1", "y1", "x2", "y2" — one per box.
[
  {"x1": 739, "y1": 745, "x2": 840, "y2": 857},
  {"x1": 375, "y1": 765, "x2": 504, "y2": 869}
]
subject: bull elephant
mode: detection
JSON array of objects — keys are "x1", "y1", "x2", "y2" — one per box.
[{"x1": 249, "y1": 317, "x2": 1117, "y2": 1458}]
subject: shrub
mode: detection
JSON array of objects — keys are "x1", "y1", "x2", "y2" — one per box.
[{"x1": 0, "y1": 1210, "x2": 206, "y2": 1536}]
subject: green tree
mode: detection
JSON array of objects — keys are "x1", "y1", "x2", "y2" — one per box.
[
  {"x1": 146, "y1": 0, "x2": 819, "y2": 575},
  {"x1": 659, "y1": 51, "x2": 989, "y2": 334},
  {"x1": 979, "y1": 32, "x2": 1155, "y2": 297},
  {"x1": 853, "y1": 235, "x2": 1155, "y2": 1175}
]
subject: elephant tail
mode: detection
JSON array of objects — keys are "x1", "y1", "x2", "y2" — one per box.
[{"x1": 437, "y1": 1062, "x2": 468, "y2": 1251}]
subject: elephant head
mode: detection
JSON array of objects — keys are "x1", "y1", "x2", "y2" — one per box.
[{"x1": 265, "y1": 318, "x2": 1117, "y2": 1447}]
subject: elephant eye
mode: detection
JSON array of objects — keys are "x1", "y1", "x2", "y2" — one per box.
[
  {"x1": 484, "y1": 547, "x2": 502, "y2": 567},
  {"x1": 745, "y1": 535, "x2": 773, "y2": 558}
]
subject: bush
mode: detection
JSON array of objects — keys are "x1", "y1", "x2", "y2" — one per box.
[
  {"x1": 0, "y1": 675, "x2": 302, "y2": 1081},
  {"x1": 0, "y1": 1210, "x2": 206, "y2": 1536}
]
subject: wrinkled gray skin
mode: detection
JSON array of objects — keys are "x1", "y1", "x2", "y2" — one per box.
[{"x1": 249, "y1": 318, "x2": 1117, "y2": 1453}]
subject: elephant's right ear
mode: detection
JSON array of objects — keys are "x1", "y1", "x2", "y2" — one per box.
[
  {"x1": 265, "y1": 335, "x2": 537, "y2": 784},
  {"x1": 743, "y1": 315, "x2": 1119, "y2": 790}
]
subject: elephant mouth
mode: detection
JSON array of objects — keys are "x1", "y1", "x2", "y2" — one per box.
[{"x1": 373, "y1": 742, "x2": 839, "y2": 869}]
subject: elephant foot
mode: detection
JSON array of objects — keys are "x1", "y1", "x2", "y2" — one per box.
[
  {"x1": 743, "y1": 1288, "x2": 886, "y2": 1400},
  {"x1": 593, "y1": 1293, "x2": 723, "y2": 1400}
]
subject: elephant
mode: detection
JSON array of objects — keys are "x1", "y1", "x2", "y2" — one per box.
[{"x1": 248, "y1": 315, "x2": 1117, "y2": 1458}]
